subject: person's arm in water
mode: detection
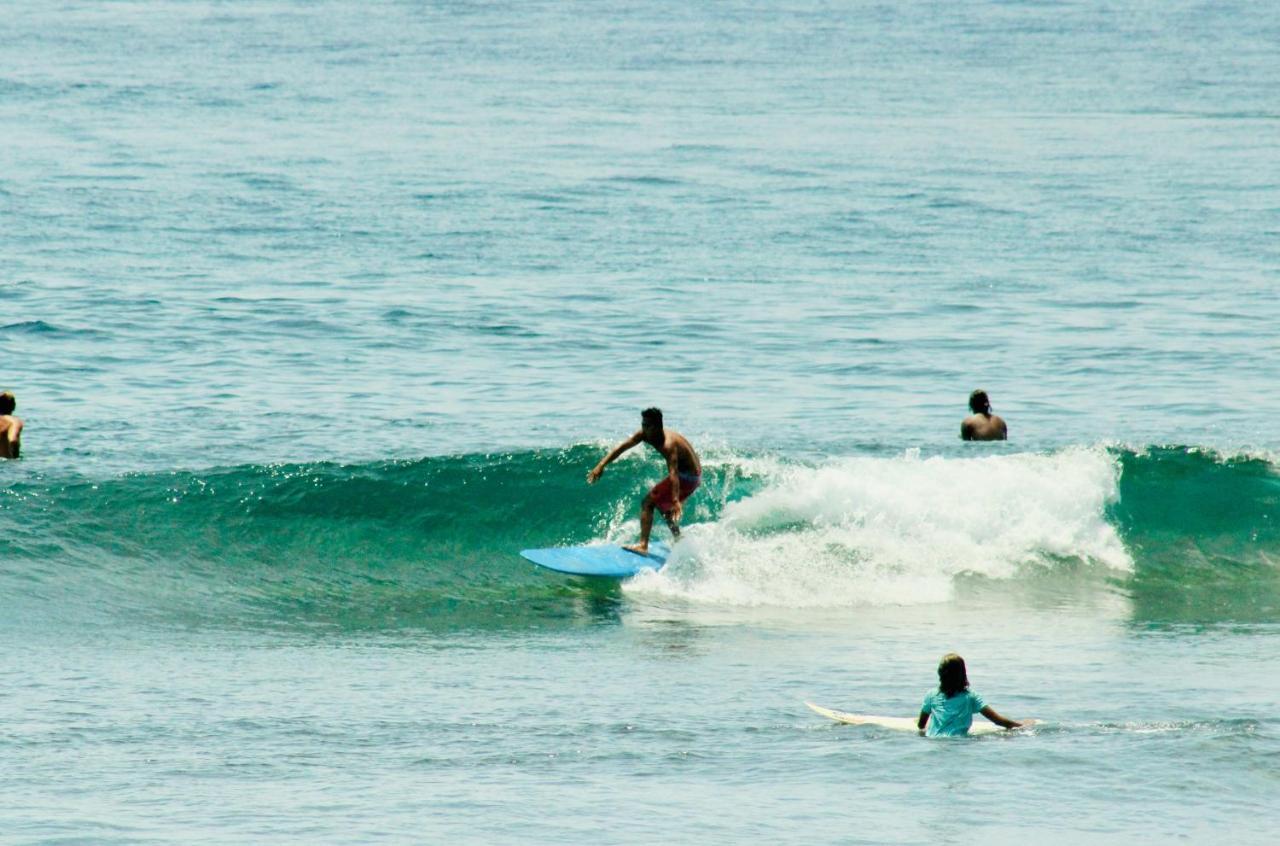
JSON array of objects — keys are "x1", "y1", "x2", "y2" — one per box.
[
  {"x1": 916, "y1": 711, "x2": 929, "y2": 734},
  {"x1": 980, "y1": 705, "x2": 1022, "y2": 729},
  {"x1": 586, "y1": 431, "x2": 642, "y2": 483}
]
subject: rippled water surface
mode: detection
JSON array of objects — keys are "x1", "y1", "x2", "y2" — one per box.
[{"x1": 3, "y1": 1, "x2": 1279, "y2": 842}]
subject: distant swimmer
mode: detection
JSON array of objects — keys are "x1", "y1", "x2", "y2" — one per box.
[
  {"x1": 917, "y1": 653, "x2": 1025, "y2": 736},
  {"x1": 961, "y1": 389, "x2": 1007, "y2": 441},
  {"x1": 587, "y1": 407, "x2": 702, "y2": 555},
  {"x1": 0, "y1": 392, "x2": 23, "y2": 459}
]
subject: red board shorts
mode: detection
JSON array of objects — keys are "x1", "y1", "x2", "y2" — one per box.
[{"x1": 649, "y1": 473, "x2": 702, "y2": 515}]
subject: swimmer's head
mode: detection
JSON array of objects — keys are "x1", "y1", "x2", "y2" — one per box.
[
  {"x1": 938, "y1": 652, "x2": 970, "y2": 698},
  {"x1": 0, "y1": 392, "x2": 14, "y2": 415},
  {"x1": 968, "y1": 390, "x2": 991, "y2": 415}
]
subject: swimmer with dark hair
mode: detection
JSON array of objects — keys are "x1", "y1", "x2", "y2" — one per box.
[{"x1": 961, "y1": 389, "x2": 1007, "y2": 441}]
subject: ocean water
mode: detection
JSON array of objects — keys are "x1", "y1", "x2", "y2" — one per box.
[{"x1": 3, "y1": 0, "x2": 1280, "y2": 842}]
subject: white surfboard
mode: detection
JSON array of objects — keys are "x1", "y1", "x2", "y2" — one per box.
[{"x1": 805, "y1": 701, "x2": 1036, "y2": 735}]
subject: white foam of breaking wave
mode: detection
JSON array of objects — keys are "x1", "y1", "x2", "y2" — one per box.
[{"x1": 625, "y1": 447, "x2": 1131, "y2": 607}]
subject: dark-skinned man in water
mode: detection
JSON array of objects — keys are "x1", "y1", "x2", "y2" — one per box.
[
  {"x1": 961, "y1": 389, "x2": 1007, "y2": 441},
  {"x1": 0, "y1": 392, "x2": 22, "y2": 459},
  {"x1": 587, "y1": 407, "x2": 702, "y2": 555}
]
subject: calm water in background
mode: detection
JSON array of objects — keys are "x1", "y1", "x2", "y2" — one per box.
[{"x1": 3, "y1": 1, "x2": 1280, "y2": 842}]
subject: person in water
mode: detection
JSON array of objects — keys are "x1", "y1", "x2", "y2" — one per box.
[
  {"x1": 917, "y1": 653, "x2": 1023, "y2": 736},
  {"x1": 587, "y1": 407, "x2": 702, "y2": 555},
  {"x1": 0, "y1": 392, "x2": 22, "y2": 459},
  {"x1": 961, "y1": 389, "x2": 1007, "y2": 441}
]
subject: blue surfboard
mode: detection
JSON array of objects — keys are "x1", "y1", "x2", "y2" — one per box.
[{"x1": 520, "y1": 541, "x2": 671, "y2": 578}]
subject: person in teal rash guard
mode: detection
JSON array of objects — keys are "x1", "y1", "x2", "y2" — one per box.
[{"x1": 917, "y1": 653, "x2": 1024, "y2": 737}]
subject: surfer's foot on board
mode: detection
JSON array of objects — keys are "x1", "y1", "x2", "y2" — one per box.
[{"x1": 623, "y1": 543, "x2": 649, "y2": 556}]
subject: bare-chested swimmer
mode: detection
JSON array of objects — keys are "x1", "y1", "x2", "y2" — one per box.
[
  {"x1": 961, "y1": 389, "x2": 1007, "y2": 441},
  {"x1": 586, "y1": 407, "x2": 702, "y2": 555},
  {"x1": 0, "y1": 392, "x2": 23, "y2": 459}
]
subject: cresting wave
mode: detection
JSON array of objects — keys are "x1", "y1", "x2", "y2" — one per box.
[
  {"x1": 628, "y1": 447, "x2": 1129, "y2": 607},
  {"x1": 1, "y1": 445, "x2": 1277, "y2": 627}
]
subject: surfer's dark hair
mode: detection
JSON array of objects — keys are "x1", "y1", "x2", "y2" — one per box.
[
  {"x1": 938, "y1": 653, "x2": 970, "y2": 698},
  {"x1": 641, "y1": 407, "x2": 663, "y2": 427},
  {"x1": 0, "y1": 392, "x2": 13, "y2": 415},
  {"x1": 968, "y1": 390, "x2": 991, "y2": 415}
]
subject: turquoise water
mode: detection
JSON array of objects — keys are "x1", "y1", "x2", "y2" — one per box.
[{"x1": 4, "y1": 1, "x2": 1280, "y2": 841}]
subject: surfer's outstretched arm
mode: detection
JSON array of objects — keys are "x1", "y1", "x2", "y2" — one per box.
[
  {"x1": 587, "y1": 431, "x2": 643, "y2": 483},
  {"x1": 980, "y1": 705, "x2": 1022, "y2": 729}
]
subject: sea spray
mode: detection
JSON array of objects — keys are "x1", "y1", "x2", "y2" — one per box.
[{"x1": 627, "y1": 447, "x2": 1130, "y2": 606}]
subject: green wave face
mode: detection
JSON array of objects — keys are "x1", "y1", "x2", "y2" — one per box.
[
  {"x1": 0, "y1": 446, "x2": 755, "y2": 631},
  {"x1": 3, "y1": 445, "x2": 1278, "y2": 629},
  {"x1": 1110, "y1": 447, "x2": 1280, "y2": 622}
]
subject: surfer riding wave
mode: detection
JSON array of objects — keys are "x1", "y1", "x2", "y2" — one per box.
[{"x1": 587, "y1": 407, "x2": 701, "y2": 555}]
